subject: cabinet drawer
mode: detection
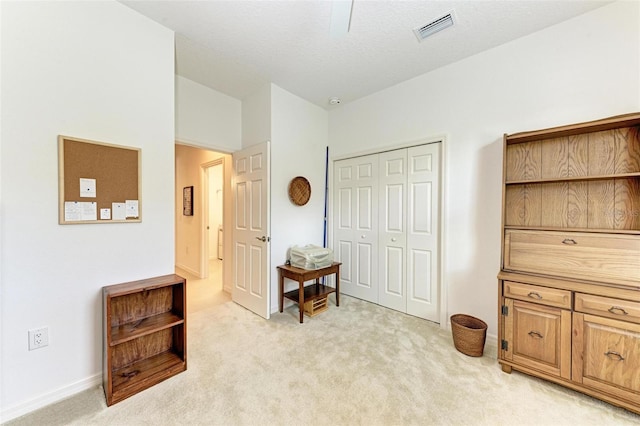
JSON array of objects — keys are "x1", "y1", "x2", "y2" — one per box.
[
  {"x1": 575, "y1": 293, "x2": 640, "y2": 324},
  {"x1": 504, "y1": 230, "x2": 640, "y2": 286},
  {"x1": 503, "y1": 281, "x2": 571, "y2": 309}
]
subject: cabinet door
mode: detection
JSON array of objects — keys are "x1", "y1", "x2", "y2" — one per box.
[
  {"x1": 572, "y1": 313, "x2": 640, "y2": 404},
  {"x1": 502, "y1": 299, "x2": 571, "y2": 379},
  {"x1": 333, "y1": 154, "x2": 379, "y2": 303}
]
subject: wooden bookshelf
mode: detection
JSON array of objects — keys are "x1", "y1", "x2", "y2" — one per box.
[{"x1": 103, "y1": 274, "x2": 186, "y2": 406}]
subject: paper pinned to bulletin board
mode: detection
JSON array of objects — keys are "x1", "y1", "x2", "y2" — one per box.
[{"x1": 58, "y1": 135, "x2": 141, "y2": 224}]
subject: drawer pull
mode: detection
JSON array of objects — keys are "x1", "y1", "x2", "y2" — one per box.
[
  {"x1": 607, "y1": 306, "x2": 629, "y2": 316},
  {"x1": 604, "y1": 351, "x2": 625, "y2": 362},
  {"x1": 561, "y1": 238, "x2": 577, "y2": 245},
  {"x1": 528, "y1": 331, "x2": 544, "y2": 339},
  {"x1": 527, "y1": 292, "x2": 543, "y2": 300}
]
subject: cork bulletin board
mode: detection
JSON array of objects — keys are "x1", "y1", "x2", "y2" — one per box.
[{"x1": 58, "y1": 135, "x2": 141, "y2": 224}]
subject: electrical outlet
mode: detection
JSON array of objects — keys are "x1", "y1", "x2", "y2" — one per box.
[{"x1": 28, "y1": 327, "x2": 49, "y2": 350}]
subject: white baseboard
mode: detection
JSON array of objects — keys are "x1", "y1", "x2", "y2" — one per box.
[
  {"x1": 175, "y1": 263, "x2": 200, "y2": 277},
  {"x1": 484, "y1": 333, "x2": 498, "y2": 358},
  {"x1": 1, "y1": 373, "x2": 102, "y2": 423}
]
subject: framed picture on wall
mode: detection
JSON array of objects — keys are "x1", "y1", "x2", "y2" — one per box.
[{"x1": 183, "y1": 186, "x2": 193, "y2": 216}]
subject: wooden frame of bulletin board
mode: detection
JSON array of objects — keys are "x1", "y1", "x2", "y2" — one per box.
[{"x1": 58, "y1": 135, "x2": 141, "y2": 224}]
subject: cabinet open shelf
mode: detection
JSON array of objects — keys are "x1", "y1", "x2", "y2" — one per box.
[
  {"x1": 506, "y1": 172, "x2": 640, "y2": 185},
  {"x1": 110, "y1": 312, "x2": 185, "y2": 346},
  {"x1": 111, "y1": 351, "x2": 185, "y2": 403},
  {"x1": 283, "y1": 283, "x2": 335, "y2": 304}
]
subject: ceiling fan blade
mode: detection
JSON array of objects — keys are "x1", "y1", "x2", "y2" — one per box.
[{"x1": 329, "y1": 0, "x2": 353, "y2": 38}]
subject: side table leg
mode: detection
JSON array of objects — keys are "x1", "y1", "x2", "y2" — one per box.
[
  {"x1": 298, "y1": 279, "x2": 304, "y2": 323},
  {"x1": 336, "y1": 269, "x2": 340, "y2": 307},
  {"x1": 279, "y1": 272, "x2": 284, "y2": 313}
]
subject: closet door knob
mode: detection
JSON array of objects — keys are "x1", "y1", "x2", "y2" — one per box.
[
  {"x1": 391, "y1": 238, "x2": 397, "y2": 242},
  {"x1": 361, "y1": 235, "x2": 366, "y2": 239}
]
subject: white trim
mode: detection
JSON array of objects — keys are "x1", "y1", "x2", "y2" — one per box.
[
  {"x1": 1, "y1": 373, "x2": 102, "y2": 423},
  {"x1": 485, "y1": 334, "x2": 498, "y2": 358},
  {"x1": 438, "y1": 134, "x2": 449, "y2": 329},
  {"x1": 174, "y1": 138, "x2": 234, "y2": 155},
  {"x1": 175, "y1": 263, "x2": 200, "y2": 277},
  {"x1": 331, "y1": 133, "x2": 447, "y2": 162}
]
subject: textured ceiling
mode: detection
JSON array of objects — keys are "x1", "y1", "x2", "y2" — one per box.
[{"x1": 121, "y1": 0, "x2": 611, "y2": 109}]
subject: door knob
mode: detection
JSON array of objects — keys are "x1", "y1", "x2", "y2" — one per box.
[
  {"x1": 391, "y1": 238, "x2": 397, "y2": 242},
  {"x1": 256, "y1": 236, "x2": 268, "y2": 242}
]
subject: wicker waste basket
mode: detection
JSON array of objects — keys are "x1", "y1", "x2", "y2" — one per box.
[{"x1": 450, "y1": 314, "x2": 487, "y2": 357}]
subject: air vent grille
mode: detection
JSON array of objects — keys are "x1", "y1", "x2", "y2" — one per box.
[{"x1": 414, "y1": 11, "x2": 455, "y2": 42}]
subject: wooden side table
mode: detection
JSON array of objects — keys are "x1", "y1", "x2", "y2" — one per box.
[{"x1": 278, "y1": 262, "x2": 341, "y2": 323}]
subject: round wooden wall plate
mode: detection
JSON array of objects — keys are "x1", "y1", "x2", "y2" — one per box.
[{"x1": 288, "y1": 176, "x2": 311, "y2": 206}]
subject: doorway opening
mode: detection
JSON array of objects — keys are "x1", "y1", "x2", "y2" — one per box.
[{"x1": 174, "y1": 144, "x2": 231, "y2": 314}]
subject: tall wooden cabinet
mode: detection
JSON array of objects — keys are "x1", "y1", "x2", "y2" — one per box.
[
  {"x1": 103, "y1": 274, "x2": 187, "y2": 406},
  {"x1": 498, "y1": 113, "x2": 640, "y2": 414}
]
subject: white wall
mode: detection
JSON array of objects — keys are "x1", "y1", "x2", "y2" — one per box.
[
  {"x1": 328, "y1": 1, "x2": 640, "y2": 337},
  {"x1": 0, "y1": 1, "x2": 175, "y2": 421},
  {"x1": 241, "y1": 84, "x2": 272, "y2": 148},
  {"x1": 175, "y1": 75, "x2": 242, "y2": 151},
  {"x1": 270, "y1": 85, "x2": 329, "y2": 310}
]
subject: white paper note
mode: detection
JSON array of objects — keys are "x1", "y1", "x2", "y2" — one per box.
[
  {"x1": 125, "y1": 200, "x2": 139, "y2": 218},
  {"x1": 112, "y1": 202, "x2": 126, "y2": 220},
  {"x1": 79, "y1": 178, "x2": 96, "y2": 198},
  {"x1": 64, "y1": 201, "x2": 82, "y2": 221},
  {"x1": 100, "y1": 208, "x2": 111, "y2": 220},
  {"x1": 64, "y1": 201, "x2": 97, "y2": 221},
  {"x1": 81, "y1": 202, "x2": 97, "y2": 220}
]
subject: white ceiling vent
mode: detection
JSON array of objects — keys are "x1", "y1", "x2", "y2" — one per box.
[{"x1": 413, "y1": 11, "x2": 456, "y2": 42}]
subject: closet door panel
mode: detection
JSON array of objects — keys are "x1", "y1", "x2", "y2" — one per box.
[
  {"x1": 379, "y1": 150, "x2": 407, "y2": 312},
  {"x1": 406, "y1": 143, "x2": 440, "y2": 321},
  {"x1": 333, "y1": 154, "x2": 378, "y2": 303},
  {"x1": 409, "y1": 248, "x2": 432, "y2": 300}
]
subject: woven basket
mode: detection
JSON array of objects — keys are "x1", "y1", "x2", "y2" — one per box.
[
  {"x1": 450, "y1": 314, "x2": 487, "y2": 357},
  {"x1": 288, "y1": 176, "x2": 311, "y2": 206}
]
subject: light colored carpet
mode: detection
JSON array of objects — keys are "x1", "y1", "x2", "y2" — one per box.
[{"x1": 5, "y1": 292, "x2": 640, "y2": 425}]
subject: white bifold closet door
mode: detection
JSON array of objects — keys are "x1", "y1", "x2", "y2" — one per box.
[
  {"x1": 334, "y1": 143, "x2": 440, "y2": 322},
  {"x1": 334, "y1": 154, "x2": 379, "y2": 303}
]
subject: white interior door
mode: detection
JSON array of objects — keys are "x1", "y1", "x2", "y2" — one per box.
[
  {"x1": 406, "y1": 143, "x2": 440, "y2": 321},
  {"x1": 378, "y1": 149, "x2": 407, "y2": 312},
  {"x1": 232, "y1": 142, "x2": 270, "y2": 319},
  {"x1": 333, "y1": 154, "x2": 378, "y2": 303}
]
